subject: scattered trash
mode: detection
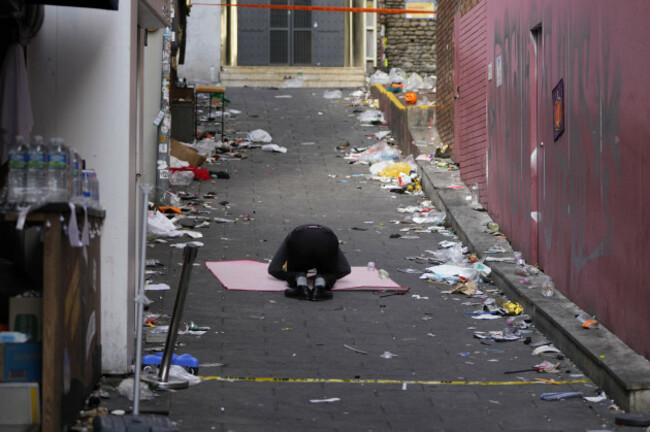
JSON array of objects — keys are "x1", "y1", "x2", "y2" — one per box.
[
  {"x1": 442, "y1": 280, "x2": 478, "y2": 296},
  {"x1": 169, "y1": 170, "x2": 195, "y2": 186},
  {"x1": 117, "y1": 378, "x2": 156, "y2": 401},
  {"x1": 539, "y1": 275, "x2": 555, "y2": 297},
  {"x1": 369, "y1": 70, "x2": 389, "y2": 85},
  {"x1": 485, "y1": 245, "x2": 506, "y2": 254},
  {"x1": 144, "y1": 283, "x2": 170, "y2": 291},
  {"x1": 261, "y1": 144, "x2": 288, "y2": 153},
  {"x1": 358, "y1": 109, "x2": 386, "y2": 124},
  {"x1": 388, "y1": 67, "x2": 406, "y2": 84},
  {"x1": 470, "y1": 314, "x2": 502, "y2": 320},
  {"x1": 583, "y1": 392, "x2": 608, "y2": 403},
  {"x1": 247, "y1": 129, "x2": 273, "y2": 143},
  {"x1": 170, "y1": 241, "x2": 204, "y2": 249},
  {"x1": 380, "y1": 351, "x2": 398, "y2": 359},
  {"x1": 540, "y1": 391, "x2": 584, "y2": 401},
  {"x1": 422, "y1": 264, "x2": 478, "y2": 283},
  {"x1": 532, "y1": 345, "x2": 561, "y2": 355},
  {"x1": 343, "y1": 344, "x2": 368, "y2": 355},
  {"x1": 576, "y1": 313, "x2": 599, "y2": 329},
  {"x1": 310, "y1": 397, "x2": 341, "y2": 403}
]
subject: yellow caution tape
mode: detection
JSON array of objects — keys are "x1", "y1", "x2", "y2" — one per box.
[{"x1": 199, "y1": 375, "x2": 590, "y2": 386}]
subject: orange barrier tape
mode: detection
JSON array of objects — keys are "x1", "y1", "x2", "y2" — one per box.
[{"x1": 193, "y1": 2, "x2": 436, "y2": 14}]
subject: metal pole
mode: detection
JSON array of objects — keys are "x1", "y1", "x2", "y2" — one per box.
[
  {"x1": 158, "y1": 243, "x2": 199, "y2": 382},
  {"x1": 133, "y1": 183, "x2": 153, "y2": 417}
]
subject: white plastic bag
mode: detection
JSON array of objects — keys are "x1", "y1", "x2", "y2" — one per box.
[
  {"x1": 117, "y1": 378, "x2": 156, "y2": 401},
  {"x1": 423, "y1": 74, "x2": 437, "y2": 90},
  {"x1": 358, "y1": 141, "x2": 401, "y2": 163},
  {"x1": 169, "y1": 155, "x2": 189, "y2": 169},
  {"x1": 404, "y1": 73, "x2": 424, "y2": 91},
  {"x1": 369, "y1": 70, "x2": 390, "y2": 85},
  {"x1": 169, "y1": 170, "x2": 194, "y2": 186},
  {"x1": 261, "y1": 144, "x2": 288, "y2": 153},
  {"x1": 247, "y1": 129, "x2": 273, "y2": 143},
  {"x1": 358, "y1": 109, "x2": 385, "y2": 124},
  {"x1": 169, "y1": 365, "x2": 202, "y2": 386},
  {"x1": 388, "y1": 67, "x2": 406, "y2": 84},
  {"x1": 148, "y1": 210, "x2": 183, "y2": 237}
]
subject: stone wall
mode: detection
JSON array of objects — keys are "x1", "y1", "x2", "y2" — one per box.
[{"x1": 378, "y1": 0, "x2": 436, "y2": 75}]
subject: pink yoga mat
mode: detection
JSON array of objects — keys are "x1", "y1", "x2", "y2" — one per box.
[{"x1": 205, "y1": 260, "x2": 406, "y2": 292}]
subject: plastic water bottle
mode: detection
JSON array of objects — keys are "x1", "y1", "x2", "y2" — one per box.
[
  {"x1": 90, "y1": 170, "x2": 100, "y2": 208},
  {"x1": 471, "y1": 183, "x2": 479, "y2": 206},
  {"x1": 540, "y1": 275, "x2": 555, "y2": 297},
  {"x1": 6, "y1": 136, "x2": 29, "y2": 203},
  {"x1": 70, "y1": 150, "x2": 82, "y2": 201},
  {"x1": 81, "y1": 169, "x2": 92, "y2": 207},
  {"x1": 81, "y1": 169, "x2": 100, "y2": 208},
  {"x1": 47, "y1": 138, "x2": 70, "y2": 202},
  {"x1": 26, "y1": 136, "x2": 49, "y2": 203}
]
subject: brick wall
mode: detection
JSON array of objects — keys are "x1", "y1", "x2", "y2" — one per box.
[
  {"x1": 377, "y1": 0, "x2": 437, "y2": 75},
  {"x1": 435, "y1": 0, "x2": 482, "y2": 156}
]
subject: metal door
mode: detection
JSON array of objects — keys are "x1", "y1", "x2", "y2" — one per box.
[
  {"x1": 238, "y1": 0, "x2": 343, "y2": 66},
  {"x1": 238, "y1": 0, "x2": 271, "y2": 65},
  {"x1": 270, "y1": 0, "x2": 312, "y2": 65}
]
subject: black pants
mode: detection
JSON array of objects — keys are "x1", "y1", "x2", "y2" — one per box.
[{"x1": 268, "y1": 224, "x2": 351, "y2": 289}]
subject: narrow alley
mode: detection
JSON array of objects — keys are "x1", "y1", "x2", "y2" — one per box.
[{"x1": 122, "y1": 87, "x2": 622, "y2": 431}]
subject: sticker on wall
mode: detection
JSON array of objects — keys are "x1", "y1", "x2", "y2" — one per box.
[
  {"x1": 552, "y1": 79, "x2": 564, "y2": 141},
  {"x1": 496, "y1": 55, "x2": 502, "y2": 87}
]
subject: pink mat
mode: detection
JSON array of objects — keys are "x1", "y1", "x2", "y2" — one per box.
[{"x1": 205, "y1": 260, "x2": 406, "y2": 292}]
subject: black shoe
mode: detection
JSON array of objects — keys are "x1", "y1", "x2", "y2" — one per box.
[
  {"x1": 285, "y1": 285, "x2": 310, "y2": 300},
  {"x1": 311, "y1": 286, "x2": 333, "y2": 301}
]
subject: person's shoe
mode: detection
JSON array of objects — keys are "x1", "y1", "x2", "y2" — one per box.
[
  {"x1": 311, "y1": 286, "x2": 333, "y2": 301},
  {"x1": 285, "y1": 285, "x2": 310, "y2": 300},
  {"x1": 311, "y1": 276, "x2": 332, "y2": 301}
]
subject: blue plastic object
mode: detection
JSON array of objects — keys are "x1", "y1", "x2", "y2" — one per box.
[{"x1": 142, "y1": 352, "x2": 199, "y2": 370}]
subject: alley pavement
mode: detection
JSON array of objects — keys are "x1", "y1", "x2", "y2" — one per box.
[{"x1": 104, "y1": 88, "x2": 638, "y2": 431}]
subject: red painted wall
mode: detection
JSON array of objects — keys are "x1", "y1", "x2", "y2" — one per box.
[
  {"x1": 485, "y1": 0, "x2": 650, "y2": 357},
  {"x1": 454, "y1": 1, "x2": 489, "y2": 206}
]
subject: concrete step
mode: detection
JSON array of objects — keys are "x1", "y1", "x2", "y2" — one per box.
[{"x1": 221, "y1": 66, "x2": 367, "y2": 88}]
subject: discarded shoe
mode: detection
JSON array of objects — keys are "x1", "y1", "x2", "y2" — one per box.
[
  {"x1": 311, "y1": 287, "x2": 333, "y2": 301},
  {"x1": 285, "y1": 285, "x2": 310, "y2": 300}
]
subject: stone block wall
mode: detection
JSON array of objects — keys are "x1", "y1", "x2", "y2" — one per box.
[{"x1": 378, "y1": 0, "x2": 437, "y2": 75}]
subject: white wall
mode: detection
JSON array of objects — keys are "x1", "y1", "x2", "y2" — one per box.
[
  {"x1": 142, "y1": 29, "x2": 164, "y2": 187},
  {"x1": 27, "y1": 3, "x2": 138, "y2": 374},
  {"x1": 177, "y1": 2, "x2": 221, "y2": 84}
]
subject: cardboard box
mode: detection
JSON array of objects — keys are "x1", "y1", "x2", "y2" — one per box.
[
  {"x1": 171, "y1": 138, "x2": 206, "y2": 167},
  {"x1": 9, "y1": 297, "x2": 42, "y2": 342},
  {"x1": 0, "y1": 382, "x2": 40, "y2": 425},
  {"x1": 0, "y1": 343, "x2": 42, "y2": 382}
]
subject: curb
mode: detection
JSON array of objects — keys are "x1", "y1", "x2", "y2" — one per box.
[{"x1": 416, "y1": 159, "x2": 650, "y2": 412}]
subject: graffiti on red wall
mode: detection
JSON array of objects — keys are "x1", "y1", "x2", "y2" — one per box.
[{"x1": 487, "y1": 6, "x2": 621, "y2": 278}]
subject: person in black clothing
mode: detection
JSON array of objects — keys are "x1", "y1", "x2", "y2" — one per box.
[{"x1": 268, "y1": 224, "x2": 351, "y2": 301}]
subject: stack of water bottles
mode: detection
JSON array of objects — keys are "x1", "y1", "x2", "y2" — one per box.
[{"x1": 4, "y1": 135, "x2": 101, "y2": 209}]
